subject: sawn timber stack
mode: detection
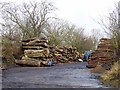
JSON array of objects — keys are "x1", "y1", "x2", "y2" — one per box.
[
  {"x1": 86, "y1": 38, "x2": 116, "y2": 69},
  {"x1": 15, "y1": 38, "x2": 80, "y2": 67}
]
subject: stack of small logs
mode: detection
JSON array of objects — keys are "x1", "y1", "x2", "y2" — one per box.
[
  {"x1": 49, "y1": 46, "x2": 79, "y2": 64},
  {"x1": 15, "y1": 38, "x2": 80, "y2": 67},
  {"x1": 86, "y1": 38, "x2": 116, "y2": 70}
]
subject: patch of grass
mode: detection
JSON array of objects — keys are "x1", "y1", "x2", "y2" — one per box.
[{"x1": 101, "y1": 61, "x2": 120, "y2": 87}]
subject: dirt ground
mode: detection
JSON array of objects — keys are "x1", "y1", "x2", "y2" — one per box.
[{"x1": 2, "y1": 62, "x2": 107, "y2": 88}]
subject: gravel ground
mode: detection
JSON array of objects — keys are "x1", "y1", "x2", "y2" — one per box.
[{"x1": 2, "y1": 62, "x2": 107, "y2": 88}]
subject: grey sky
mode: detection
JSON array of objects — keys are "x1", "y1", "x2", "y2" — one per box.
[
  {"x1": 0, "y1": 0, "x2": 119, "y2": 37},
  {"x1": 52, "y1": 0, "x2": 119, "y2": 36}
]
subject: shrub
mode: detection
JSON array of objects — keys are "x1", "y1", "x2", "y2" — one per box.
[
  {"x1": 101, "y1": 61, "x2": 120, "y2": 87},
  {"x1": 2, "y1": 37, "x2": 22, "y2": 67}
]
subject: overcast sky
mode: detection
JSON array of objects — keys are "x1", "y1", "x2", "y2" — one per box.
[{"x1": 0, "y1": 0, "x2": 120, "y2": 36}]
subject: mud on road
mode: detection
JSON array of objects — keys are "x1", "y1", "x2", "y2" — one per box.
[{"x1": 2, "y1": 62, "x2": 106, "y2": 88}]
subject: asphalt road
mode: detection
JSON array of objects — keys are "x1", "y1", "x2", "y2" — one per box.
[{"x1": 2, "y1": 62, "x2": 106, "y2": 88}]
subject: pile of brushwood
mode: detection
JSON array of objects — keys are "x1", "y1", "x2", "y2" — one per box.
[{"x1": 15, "y1": 37, "x2": 80, "y2": 67}]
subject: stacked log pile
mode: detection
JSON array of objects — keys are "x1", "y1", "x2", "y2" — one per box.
[
  {"x1": 15, "y1": 38, "x2": 50, "y2": 66},
  {"x1": 15, "y1": 38, "x2": 80, "y2": 67},
  {"x1": 86, "y1": 38, "x2": 115, "y2": 69},
  {"x1": 50, "y1": 46, "x2": 79, "y2": 64}
]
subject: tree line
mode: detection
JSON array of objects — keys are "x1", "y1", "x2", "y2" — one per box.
[{"x1": 0, "y1": 0, "x2": 98, "y2": 65}]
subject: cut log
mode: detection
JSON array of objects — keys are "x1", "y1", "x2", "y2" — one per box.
[
  {"x1": 54, "y1": 54, "x2": 62, "y2": 57},
  {"x1": 24, "y1": 48, "x2": 50, "y2": 58},
  {"x1": 95, "y1": 49, "x2": 113, "y2": 52},
  {"x1": 98, "y1": 45, "x2": 113, "y2": 49},
  {"x1": 55, "y1": 48, "x2": 64, "y2": 53},
  {"x1": 24, "y1": 39, "x2": 48, "y2": 45},
  {"x1": 21, "y1": 55, "x2": 32, "y2": 60},
  {"x1": 22, "y1": 46, "x2": 44, "y2": 49},
  {"x1": 41, "y1": 61, "x2": 48, "y2": 65},
  {"x1": 22, "y1": 43, "x2": 48, "y2": 48},
  {"x1": 15, "y1": 60, "x2": 42, "y2": 67}
]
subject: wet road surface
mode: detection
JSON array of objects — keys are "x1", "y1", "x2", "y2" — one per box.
[{"x1": 2, "y1": 62, "x2": 106, "y2": 88}]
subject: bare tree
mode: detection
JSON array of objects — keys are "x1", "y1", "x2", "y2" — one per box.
[
  {"x1": 98, "y1": 2, "x2": 120, "y2": 58},
  {"x1": 0, "y1": 0, "x2": 56, "y2": 39},
  {"x1": 45, "y1": 19, "x2": 96, "y2": 52},
  {"x1": 0, "y1": 0, "x2": 56, "y2": 66}
]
